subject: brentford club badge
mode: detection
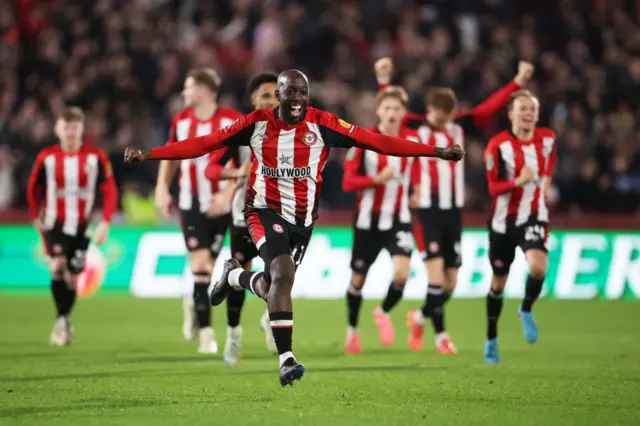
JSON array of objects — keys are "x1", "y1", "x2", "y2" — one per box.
[
  {"x1": 428, "y1": 241, "x2": 440, "y2": 253},
  {"x1": 273, "y1": 224, "x2": 284, "y2": 233},
  {"x1": 187, "y1": 237, "x2": 199, "y2": 249},
  {"x1": 302, "y1": 131, "x2": 317, "y2": 146}
]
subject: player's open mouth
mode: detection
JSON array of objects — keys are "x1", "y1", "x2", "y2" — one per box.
[{"x1": 291, "y1": 105, "x2": 302, "y2": 118}]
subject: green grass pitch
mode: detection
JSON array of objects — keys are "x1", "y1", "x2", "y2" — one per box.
[{"x1": 0, "y1": 295, "x2": 638, "y2": 426}]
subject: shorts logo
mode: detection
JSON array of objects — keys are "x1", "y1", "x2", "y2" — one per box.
[
  {"x1": 187, "y1": 237, "x2": 199, "y2": 249},
  {"x1": 428, "y1": 241, "x2": 439, "y2": 253},
  {"x1": 303, "y1": 131, "x2": 317, "y2": 146},
  {"x1": 234, "y1": 252, "x2": 245, "y2": 262},
  {"x1": 52, "y1": 244, "x2": 63, "y2": 254},
  {"x1": 354, "y1": 259, "x2": 365, "y2": 269},
  {"x1": 494, "y1": 259, "x2": 504, "y2": 268},
  {"x1": 273, "y1": 224, "x2": 284, "y2": 233},
  {"x1": 338, "y1": 118, "x2": 352, "y2": 131},
  {"x1": 454, "y1": 242, "x2": 461, "y2": 254}
]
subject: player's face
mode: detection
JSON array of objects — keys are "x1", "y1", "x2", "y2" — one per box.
[
  {"x1": 509, "y1": 96, "x2": 539, "y2": 131},
  {"x1": 426, "y1": 107, "x2": 454, "y2": 129},
  {"x1": 276, "y1": 76, "x2": 309, "y2": 124},
  {"x1": 55, "y1": 119, "x2": 84, "y2": 150},
  {"x1": 376, "y1": 97, "x2": 406, "y2": 129},
  {"x1": 182, "y1": 77, "x2": 207, "y2": 108},
  {"x1": 251, "y1": 82, "x2": 278, "y2": 110}
]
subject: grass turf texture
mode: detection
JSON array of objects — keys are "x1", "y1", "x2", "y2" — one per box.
[{"x1": 0, "y1": 296, "x2": 638, "y2": 426}]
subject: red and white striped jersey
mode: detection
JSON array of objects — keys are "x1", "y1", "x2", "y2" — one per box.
[
  {"x1": 168, "y1": 106, "x2": 241, "y2": 214},
  {"x1": 342, "y1": 127, "x2": 419, "y2": 230},
  {"x1": 27, "y1": 144, "x2": 118, "y2": 235},
  {"x1": 151, "y1": 107, "x2": 443, "y2": 228},
  {"x1": 484, "y1": 128, "x2": 557, "y2": 233},
  {"x1": 412, "y1": 122, "x2": 465, "y2": 209}
]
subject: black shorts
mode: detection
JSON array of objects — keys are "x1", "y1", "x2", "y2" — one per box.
[
  {"x1": 230, "y1": 225, "x2": 258, "y2": 267},
  {"x1": 245, "y1": 209, "x2": 313, "y2": 284},
  {"x1": 179, "y1": 208, "x2": 230, "y2": 258},
  {"x1": 43, "y1": 226, "x2": 90, "y2": 274},
  {"x1": 412, "y1": 208, "x2": 462, "y2": 268},
  {"x1": 350, "y1": 223, "x2": 413, "y2": 274},
  {"x1": 489, "y1": 219, "x2": 549, "y2": 276}
]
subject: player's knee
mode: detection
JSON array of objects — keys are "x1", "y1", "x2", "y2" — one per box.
[
  {"x1": 270, "y1": 255, "x2": 295, "y2": 288},
  {"x1": 350, "y1": 272, "x2": 366, "y2": 289},
  {"x1": 392, "y1": 270, "x2": 409, "y2": 286},
  {"x1": 50, "y1": 257, "x2": 67, "y2": 278},
  {"x1": 66, "y1": 273, "x2": 79, "y2": 289},
  {"x1": 528, "y1": 263, "x2": 547, "y2": 280},
  {"x1": 491, "y1": 275, "x2": 508, "y2": 292},
  {"x1": 189, "y1": 250, "x2": 212, "y2": 273}
]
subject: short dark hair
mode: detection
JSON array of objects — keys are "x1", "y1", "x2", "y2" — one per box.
[
  {"x1": 247, "y1": 72, "x2": 279, "y2": 96},
  {"x1": 426, "y1": 87, "x2": 457, "y2": 113},
  {"x1": 376, "y1": 86, "x2": 409, "y2": 108},
  {"x1": 508, "y1": 90, "x2": 539, "y2": 111},
  {"x1": 59, "y1": 107, "x2": 85, "y2": 122},
  {"x1": 186, "y1": 68, "x2": 221, "y2": 93}
]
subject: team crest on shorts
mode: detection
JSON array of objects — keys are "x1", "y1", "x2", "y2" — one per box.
[
  {"x1": 273, "y1": 224, "x2": 284, "y2": 233},
  {"x1": 428, "y1": 241, "x2": 439, "y2": 253},
  {"x1": 302, "y1": 131, "x2": 317, "y2": 146},
  {"x1": 52, "y1": 244, "x2": 63, "y2": 254},
  {"x1": 187, "y1": 237, "x2": 199, "y2": 249},
  {"x1": 493, "y1": 259, "x2": 504, "y2": 268}
]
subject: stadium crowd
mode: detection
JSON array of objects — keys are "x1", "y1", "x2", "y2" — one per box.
[{"x1": 1, "y1": 0, "x2": 639, "y2": 215}]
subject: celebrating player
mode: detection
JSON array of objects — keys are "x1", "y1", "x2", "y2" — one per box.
[
  {"x1": 483, "y1": 90, "x2": 556, "y2": 364},
  {"x1": 374, "y1": 57, "x2": 534, "y2": 354},
  {"x1": 124, "y1": 69, "x2": 464, "y2": 386},
  {"x1": 27, "y1": 107, "x2": 117, "y2": 346},
  {"x1": 154, "y1": 68, "x2": 241, "y2": 354},
  {"x1": 204, "y1": 72, "x2": 280, "y2": 365},
  {"x1": 341, "y1": 86, "x2": 419, "y2": 354}
]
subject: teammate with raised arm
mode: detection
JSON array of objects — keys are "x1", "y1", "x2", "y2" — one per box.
[
  {"x1": 154, "y1": 68, "x2": 241, "y2": 354},
  {"x1": 204, "y1": 72, "x2": 280, "y2": 365},
  {"x1": 483, "y1": 90, "x2": 556, "y2": 364},
  {"x1": 27, "y1": 107, "x2": 117, "y2": 346},
  {"x1": 341, "y1": 86, "x2": 419, "y2": 354},
  {"x1": 374, "y1": 57, "x2": 534, "y2": 354},
  {"x1": 125, "y1": 69, "x2": 464, "y2": 386}
]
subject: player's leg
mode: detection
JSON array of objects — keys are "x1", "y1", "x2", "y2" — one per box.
[
  {"x1": 484, "y1": 229, "x2": 516, "y2": 364},
  {"x1": 49, "y1": 253, "x2": 73, "y2": 346},
  {"x1": 517, "y1": 224, "x2": 549, "y2": 344},
  {"x1": 345, "y1": 228, "x2": 379, "y2": 354}
]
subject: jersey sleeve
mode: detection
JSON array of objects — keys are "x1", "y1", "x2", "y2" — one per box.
[
  {"x1": 455, "y1": 80, "x2": 520, "y2": 128},
  {"x1": 342, "y1": 147, "x2": 375, "y2": 192},
  {"x1": 151, "y1": 112, "x2": 256, "y2": 160},
  {"x1": 543, "y1": 131, "x2": 557, "y2": 177},
  {"x1": 318, "y1": 111, "x2": 439, "y2": 157},
  {"x1": 26, "y1": 150, "x2": 47, "y2": 220},
  {"x1": 484, "y1": 139, "x2": 516, "y2": 196},
  {"x1": 96, "y1": 150, "x2": 118, "y2": 223}
]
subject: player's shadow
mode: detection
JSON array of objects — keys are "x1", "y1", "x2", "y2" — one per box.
[
  {"x1": 0, "y1": 397, "x2": 164, "y2": 419},
  {"x1": 213, "y1": 363, "x2": 448, "y2": 377}
]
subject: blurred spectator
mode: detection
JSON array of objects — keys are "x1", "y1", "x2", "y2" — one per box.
[{"x1": 2, "y1": 0, "x2": 640, "y2": 216}]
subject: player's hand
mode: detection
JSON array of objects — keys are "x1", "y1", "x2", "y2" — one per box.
[
  {"x1": 409, "y1": 186, "x2": 421, "y2": 209},
  {"x1": 514, "y1": 61, "x2": 534, "y2": 86},
  {"x1": 373, "y1": 166, "x2": 395, "y2": 185},
  {"x1": 516, "y1": 167, "x2": 534, "y2": 186},
  {"x1": 374, "y1": 57, "x2": 393, "y2": 83},
  {"x1": 124, "y1": 147, "x2": 149, "y2": 164},
  {"x1": 206, "y1": 193, "x2": 229, "y2": 218},
  {"x1": 93, "y1": 220, "x2": 110, "y2": 246},
  {"x1": 32, "y1": 218, "x2": 44, "y2": 231},
  {"x1": 154, "y1": 186, "x2": 173, "y2": 220},
  {"x1": 438, "y1": 145, "x2": 465, "y2": 162}
]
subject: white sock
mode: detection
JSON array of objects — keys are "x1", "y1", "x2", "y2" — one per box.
[
  {"x1": 347, "y1": 325, "x2": 357, "y2": 335},
  {"x1": 228, "y1": 268, "x2": 243, "y2": 289},
  {"x1": 413, "y1": 310, "x2": 426, "y2": 326},
  {"x1": 436, "y1": 332, "x2": 449, "y2": 345},
  {"x1": 279, "y1": 351, "x2": 295, "y2": 367}
]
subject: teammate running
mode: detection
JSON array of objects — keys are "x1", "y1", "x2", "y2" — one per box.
[
  {"x1": 341, "y1": 86, "x2": 419, "y2": 354},
  {"x1": 374, "y1": 57, "x2": 534, "y2": 354},
  {"x1": 204, "y1": 72, "x2": 280, "y2": 365},
  {"x1": 154, "y1": 68, "x2": 241, "y2": 354},
  {"x1": 124, "y1": 69, "x2": 464, "y2": 386},
  {"x1": 27, "y1": 107, "x2": 117, "y2": 346},
  {"x1": 482, "y1": 90, "x2": 556, "y2": 364}
]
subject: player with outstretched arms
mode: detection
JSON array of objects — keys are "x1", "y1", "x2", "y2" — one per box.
[
  {"x1": 374, "y1": 57, "x2": 534, "y2": 354},
  {"x1": 27, "y1": 107, "x2": 117, "y2": 346},
  {"x1": 483, "y1": 90, "x2": 556, "y2": 364},
  {"x1": 204, "y1": 72, "x2": 280, "y2": 365},
  {"x1": 125, "y1": 69, "x2": 464, "y2": 386},
  {"x1": 154, "y1": 68, "x2": 241, "y2": 354},
  {"x1": 341, "y1": 86, "x2": 419, "y2": 354}
]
